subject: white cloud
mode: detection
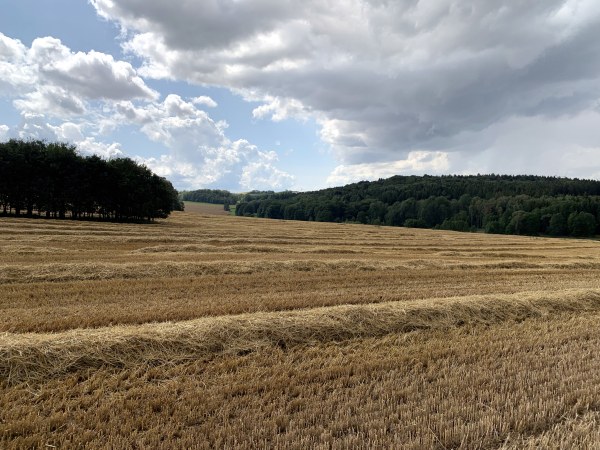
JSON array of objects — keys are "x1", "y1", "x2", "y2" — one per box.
[
  {"x1": 327, "y1": 151, "x2": 450, "y2": 186},
  {"x1": 0, "y1": 32, "x2": 25, "y2": 60},
  {"x1": 92, "y1": 0, "x2": 600, "y2": 176},
  {"x1": 14, "y1": 86, "x2": 87, "y2": 117},
  {"x1": 3, "y1": 114, "x2": 124, "y2": 159},
  {"x1": 0, "y1": 124, "x2": 9, "y2": 141},
  {"x1": 48, "y1": 121, "x2": 85, "y2": 142},
  {"x1": 0, "y1": 32, "x2": 157, "y2": 119},
  {"x1": 76, "y1": 137, "x2": 124, "y2": 159},
  {"x1": 114, "y1": 95, "x2": 294, "y2": 190},
  {"x1": 0, "y1": 34, "x2": 34, "y2": 94},
  {"x1": 240, "y1": 159, "x2": 295, "y2": 190},
  {"x1": 3, "y1": 92, "x2": 293, "y2": 190},
  {"x1": 252, "y1": 96, "x2": 308, "y2": 122},
  {"x1": 0, "y1": 29, "x2": 292, "y2": 191},
  {"x1": 191, "y1": 96, "x2": 218, "y2": 108},
  {"x1": 6, "y1": 2, "x2": 600, "y2": 192},
  {"x1": 32, "y1": 38, "x2": 158, "y2": 101},
  {"x1": 12, "y1": 114, "x2": 62, "y2": 141}
]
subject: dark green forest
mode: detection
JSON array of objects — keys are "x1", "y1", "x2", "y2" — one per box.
[
  {"x1": 180, "y1": 189, "x2": 275, "y2": 205},
  {"x1": 0, "y1": 139, "x2": 182, "y2": 221},
  {"x1": 235, "y1": 175, "x2": 600, "y2": 237},
  {"x1": 179, "y1": 189, "x2": 242, "y2": 205}
]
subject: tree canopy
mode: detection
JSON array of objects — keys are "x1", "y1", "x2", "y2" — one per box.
[
  {"x1": 180, "y1": 189, "x2": 241, "y2": 205},
  {"x1": 235, "y1": 174, "x2": 600, "y2": 238},
  {"x1": 179, "y1": 189, "x2": 276, "y2": 206},
  {"x1": 0, "y1": 139, "x2": 182, "y2": 221}
]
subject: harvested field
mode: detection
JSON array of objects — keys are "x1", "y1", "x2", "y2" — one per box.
[
  {"x1": 183, "y1": 200, "x2": 231, "y2": 215},
  {"x1": 2, "y1": 212, "x2": 600, "y2": 448}
]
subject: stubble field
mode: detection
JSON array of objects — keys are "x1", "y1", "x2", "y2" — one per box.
[{"x1": 2, "y1": 211, "x2": 600, "y2": 448}]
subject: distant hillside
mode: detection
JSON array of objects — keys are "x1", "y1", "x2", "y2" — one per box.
[
  {"x1": 180, "y1": 189, "x2": 276, "y2": 206},
  {"x1": 235, "y1": 175, "x2": 600, "y2": 237},
  {"x1": 180, "y1": 189, "x2": 241, "y2": 205}
]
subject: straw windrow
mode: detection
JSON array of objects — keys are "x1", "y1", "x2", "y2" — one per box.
[{"x1": 3, "y1": 289, "x2": 600, "y2": 385}]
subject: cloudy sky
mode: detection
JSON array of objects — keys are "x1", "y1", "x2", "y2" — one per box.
[{"x1": 2, "y1": 1, "x2": 600, "y2": 191}]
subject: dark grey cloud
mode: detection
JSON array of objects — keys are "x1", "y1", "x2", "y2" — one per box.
[
  {"x1": 92, "y1": 0, "x2": 296, "y2": 50},
  {"x1": 89, "y1": 0, "x2": 600, "y2": 178}
]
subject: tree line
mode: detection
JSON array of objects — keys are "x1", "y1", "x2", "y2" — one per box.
[
  {"x1": 179, "y1": 189, "x2": 277, "y2": 205},
  {"x1": 235, "y1": 175, "x2": 600, "y2": 237},
  {"x1": 179, "y1": 189, "x2": 242, "y2": 205},
  {"x1": 0, "y1": 139, "x2": 183, "y2": 222}
]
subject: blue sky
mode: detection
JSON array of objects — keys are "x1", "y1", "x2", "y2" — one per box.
[
  {"x1": 0, "y1": 0, "x2": 333, "y2": 191},
  {"x1": 2, "y1": 1, "x2": 600, "y2": 191}
]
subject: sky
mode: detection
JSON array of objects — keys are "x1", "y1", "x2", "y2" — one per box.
[{"x1": 1, "y1": 1, "x2": 600, "y2": 192}]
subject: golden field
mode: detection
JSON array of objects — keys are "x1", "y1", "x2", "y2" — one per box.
[{"x1": 2, "y1": 211, "x2": 600, "y2": 448}]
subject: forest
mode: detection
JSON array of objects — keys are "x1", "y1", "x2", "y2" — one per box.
[
  {"x1": 0, "y1": 139, "x2": 182, "y2": 221},
  {"x1": 179, "y1": 189, "x2": 241, "y2": 205},
  {"x1": 180, "y1": 189, "x2": 275, "y2": 206},
  {"x1": 235, "y1": 175, "x2": 600, "y2": 237}
]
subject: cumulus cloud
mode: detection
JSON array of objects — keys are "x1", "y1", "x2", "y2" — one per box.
[
  {"x1": 4, "y1": 114, "x2": 123, "y2": 157},
  {"x1": 0, "y1": 34, "x2": 35, "y2": 95},
  {"x1": 239, "y1": 153, "x2": 295, "y2": 191},
  {"x1": 0, "y1": 124, "x2": 9, "y2": 141},
  {"x1": 92, "y1": 0, "x2": 600, "y2": 173},
  {"x1": 191, "y1": 96, "x2": 218, "y2": 108},
  {"x1": 114, "y1": 95, "x2": 294, "y2": 190},
  {"x1": 6, "y1": 1, "x2": 600, "y2": 191},
  {"x1": 252, "y1": 96, "x2": 308, "y2": 122},
  {"x1": 14, "y1": 86, "x2": 87, "y2": 117},
  {"x1": 75, "y1": 137, "x2": 124, "y2": 159},
  {"x1": 30, "y1": 37, "x2": 158, "y2": 101},
  {"x1": 1, "y1": 30, "x2": 291, "y2": 190},
  {"x1": 0, "y1": 32, "x2": 157, "y2": 118}
]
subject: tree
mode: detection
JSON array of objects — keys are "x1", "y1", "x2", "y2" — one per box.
[
  {"x1": 0, "y1": 140, "x2": 179, "y2": 222},
  {"x1": 547, "y1": 213, "x2": 567, "y2": 236},
  {"x1": 404, "y1": 218, "x2": 427, "y2": 228},
  {"x1": 229, "y1": 173, "x2": 600, "y2": 238},
  {"x1": 368, "y1": 200, "x2": 387, "y2": 224},
  {"x1": 485, "y1": 221, "x2": 504, "y2": 234},
  {"x1": 506, "y1": 210, "x2": 540, "y2": 235},
  {"x1": 385, "y1": 202, "x2": 404, "y2": 226},
  {"x1": 568, "y1": 212, "x2": 596, "y2": 237},
  {"x1": 181, "y1": 188, "x2": 240, "y2": 205}
]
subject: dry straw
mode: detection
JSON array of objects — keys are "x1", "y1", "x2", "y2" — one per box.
[
  {"x1": 4, "y1": 259, "x2": 600, "y2": 284},
  {"x1": 2, "y1": 289, "x2": 599, "y2": 385}
]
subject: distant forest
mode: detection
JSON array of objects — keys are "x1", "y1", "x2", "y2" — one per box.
[
  {"x1": 179, "y1": 189, "x2": 242, "y2": 206},
  {"x1": 234, "y1": 175, "x2": 600, "y2": 237},
  {"x1": 0, "y1": 139, "x2": 183, "y2": 221},
  {"x1": 180, "y1": 189, "x2": 274, "y2": 206}
]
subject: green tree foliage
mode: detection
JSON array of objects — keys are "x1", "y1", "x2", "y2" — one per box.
[
  {"x1": 506, "y1": 210, "x2": 541, "y2": 236},
  {"x1": 404, "y1": 218, "x2": 427, "y2": 228},
  {"x1": 484, "y1": 221, "x2": 504, "y2": 235},
  {"x1": 0, "y1": 139, "x2": 181, "y2": 222},
  {"x1": 180, "y1": 189, "x2": 241, "y2": 205},
  {"x1": 438, "y1": 211, "x2": 470, "y2": 232},
  {"x1": 547, "y1": 213, "x2": 567, "y2": 236},
  {"x1": 235, "y1": 174, "x2": 600, "y2": 238},
  {"x1": 568, "y1": 211, "x2": 596, "y2": 237}
]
